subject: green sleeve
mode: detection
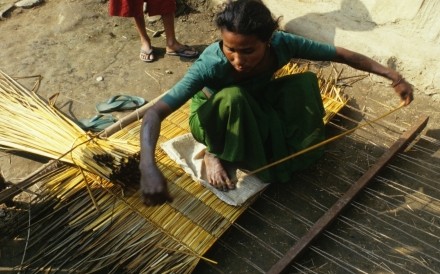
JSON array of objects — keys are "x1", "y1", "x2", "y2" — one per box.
[
  {"x1": 161, "y1": 42, "x2": 231, "y2": 110},
  {"x1": 272, "y1": 31, "x2": 336, "y2": 67}
]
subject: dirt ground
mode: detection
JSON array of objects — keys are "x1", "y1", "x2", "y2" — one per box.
[
  {"x1": 0, "y1": 0, "x2": 218, "y2": 180},
  {"x1": 0, "y1": 0, "x2": 439, "y2": 273},
  {"x1": 0, "y1": 0, "x2": 438, "y2": 181}
]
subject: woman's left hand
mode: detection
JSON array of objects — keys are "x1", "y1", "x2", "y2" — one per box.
[{"x1": 393, "y1": 77, "x2": 414, "y2": 106}]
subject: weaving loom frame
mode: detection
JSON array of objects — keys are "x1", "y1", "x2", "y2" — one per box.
[{"x1": 0, "y1": 61, "x2": 350, "y2": 273}]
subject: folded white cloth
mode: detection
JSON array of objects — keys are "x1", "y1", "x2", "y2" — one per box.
[{"x1": 160, "y1": 133, "x2": 269, "y2": 206}]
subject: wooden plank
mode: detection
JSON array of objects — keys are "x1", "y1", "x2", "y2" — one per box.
[
  {"x1": 267, "y1": 115, "x2": 429, "y2": 274},
  {"x1": 99, "y1": 92, "x2": 165, "y2": 138}
]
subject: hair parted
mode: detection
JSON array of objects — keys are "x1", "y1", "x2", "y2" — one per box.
[{"x1": 215, "y1": 0, "x2": 279, "y2": 42}]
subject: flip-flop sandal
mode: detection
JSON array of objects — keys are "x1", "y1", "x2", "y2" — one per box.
[
  {"x1": 96, "y1": 95, "x2": 147, "y2": 113},
  {"x1": 140, "y1": 48, "x2": 155, "y2": 62},
  {"x1": 77, "y1": 114, "x2": 117, "y2": 132},
  {"x1": 166, "y1": 45, "x2": 198, "y2": 58}
]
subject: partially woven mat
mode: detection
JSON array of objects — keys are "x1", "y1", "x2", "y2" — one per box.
[
  {"x1": 160, "y1": 133, "x2": 268, "y2": 206},
  {"x1": 0, "y1": 70, "x2": 254, "y2": 273},
  {"x1": 0, "y1": 102, "x2": 257, "y2": 273},
  {"x1": 0, "y1": 61, "x2": 349, "y2": 273}
]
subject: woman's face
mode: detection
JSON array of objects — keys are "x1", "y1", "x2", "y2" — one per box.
[{"x1": 221, "y1": 29, "x2": 267, "y2": 73}]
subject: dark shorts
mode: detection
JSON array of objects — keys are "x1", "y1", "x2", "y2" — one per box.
[{"x1": 109, "y1": 0, "x2": 176, "y2": 17}]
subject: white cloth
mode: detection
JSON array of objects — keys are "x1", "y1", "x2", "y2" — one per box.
[{"x1": 160, "y1": 133, "x2": 269, "y2": 206}]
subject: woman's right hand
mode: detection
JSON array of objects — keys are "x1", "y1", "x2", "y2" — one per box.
[
  {"x1": 139, "y1": 101, "x2": 175, "y2": 206},
  {"x1": 140, "y1": 165, "x2": 173, "y2": 206}
]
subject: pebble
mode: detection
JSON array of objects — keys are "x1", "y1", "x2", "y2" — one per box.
[
  {"x1": 165, "y1": 70, "x2": 173, "y2": 74},
  {"x1": 96, "y1": 76, "x2": 104, "y2": 82}
]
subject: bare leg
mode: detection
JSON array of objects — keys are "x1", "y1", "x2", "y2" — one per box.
[
  {"x1": 162, "y1": 12, "x2": 182, "y2": 51},
  {"x1": 204, "y1": 152, "x2": 236, "y2": 191},
  {"x1": 134, "y1": 15, "x2": 154, "y2": 61},
  {"x1": 162, "y1": 13, "x2": 198, "y2": 56}
]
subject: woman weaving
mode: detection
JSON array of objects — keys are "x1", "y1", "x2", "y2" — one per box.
[{"x1": 139, "y1": 0, "x2": 413, "y2": 206}]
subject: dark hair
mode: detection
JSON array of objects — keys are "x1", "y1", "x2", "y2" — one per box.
[{"x1": 215, "y1": 0, "x2": 279, "y2": 42}]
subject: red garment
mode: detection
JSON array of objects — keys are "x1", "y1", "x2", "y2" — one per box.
[{"x1": 109, "y1": 0, "x2": 176, "y2": 17}]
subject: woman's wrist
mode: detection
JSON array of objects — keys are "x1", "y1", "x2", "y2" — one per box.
[{"x1": 391, "y1": 75, "x2": 404, "y2": 87}]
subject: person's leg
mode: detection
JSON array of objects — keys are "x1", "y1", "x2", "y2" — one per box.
[
  {"x1": 161, "y1": 13, "x2": 179, "y2": 51},
  {"x1": 162, "y1": 13, "x2": 198, "y2": 57},
  {"x1": 109, "y1": 0, "x2": 153, "y2": 61},
  {"x1": 262, "y1": 72, "x2": 326, "y2": 178},
  {"x1": 146, "y1": 0, "x2": 198, "y2": 57},
  {"x1": 191, "y1": 73, "x2": 326, "y2": 185},
  {"x1": 190, "y1": 87, "x2": 271, "y2": 189},
  {"x1": 134, "y1": 14, "x2": 154, "y2": 62}
]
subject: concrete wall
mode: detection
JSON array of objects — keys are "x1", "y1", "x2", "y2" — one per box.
[{"x1": 209, "y1": 0, "x2": 440, "y2": 100}]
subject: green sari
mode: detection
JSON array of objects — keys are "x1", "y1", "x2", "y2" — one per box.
[{"x1": 189, "y1": 72, "x2": 325, "y2": 183}]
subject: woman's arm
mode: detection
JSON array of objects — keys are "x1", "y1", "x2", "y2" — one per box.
[
  {"x1": 139, "y1": 100, "x2": 174, "y2": 205},
  {"x1": 137, "y1": 50, "x2": 215, "y2": 205},
  {"x1": 333, "y1": 47, "x2": 413, "y2": 106}
]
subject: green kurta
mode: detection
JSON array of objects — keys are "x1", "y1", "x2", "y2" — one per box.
[
  {"x1": 162, "y1": 31, "x2": 336, "y2": 110},
  {"x1": 159, "y1": 31, "x2": 336, "y2": 182}
]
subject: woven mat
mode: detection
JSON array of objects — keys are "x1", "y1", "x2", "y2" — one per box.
[
  {"x1": 1, "y1": 63, "x2": 348, "y2": 273},
  {"x1": 14, "y1": 106, "x2": 255, "y2": 273}
]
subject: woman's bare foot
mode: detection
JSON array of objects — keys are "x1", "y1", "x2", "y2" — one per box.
[{"x1": 204, "y1": 151, "x2": 235, "y2": 191}]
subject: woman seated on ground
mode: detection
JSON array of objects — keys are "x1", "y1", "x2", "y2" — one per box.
[{"x1": 139, "y1": 0, "x2": 413, "y2": 206}]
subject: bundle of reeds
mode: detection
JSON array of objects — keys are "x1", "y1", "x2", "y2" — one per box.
[
  {"x1": 0, "y1": 70, "x2": 140, "y2": 183},
  {"x1": 8, "y1": 107, "x2": 251, "y2": 273},
  {"x1": 1, "y1": 61, "x2": 352, "y2": 273}
]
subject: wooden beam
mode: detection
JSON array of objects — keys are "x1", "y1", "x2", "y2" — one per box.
[
  {"x1": 267, "y1": 115, "x2": 429, "y2": 274},
  {"x1": 99, "y1": 92, "x2": 165, "y2": 138}
]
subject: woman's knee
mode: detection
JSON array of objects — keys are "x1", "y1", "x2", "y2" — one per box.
[{"x1": 214, "y1": 86, "x2": 248, "y2": 108}]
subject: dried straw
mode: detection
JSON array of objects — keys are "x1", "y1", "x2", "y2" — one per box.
[
  {"x1": 1, "y1": 61, "x2": 351, "y2": 272},
  {"x1": 0, "y1": 69, "x2": 139, "y2": 180}
]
